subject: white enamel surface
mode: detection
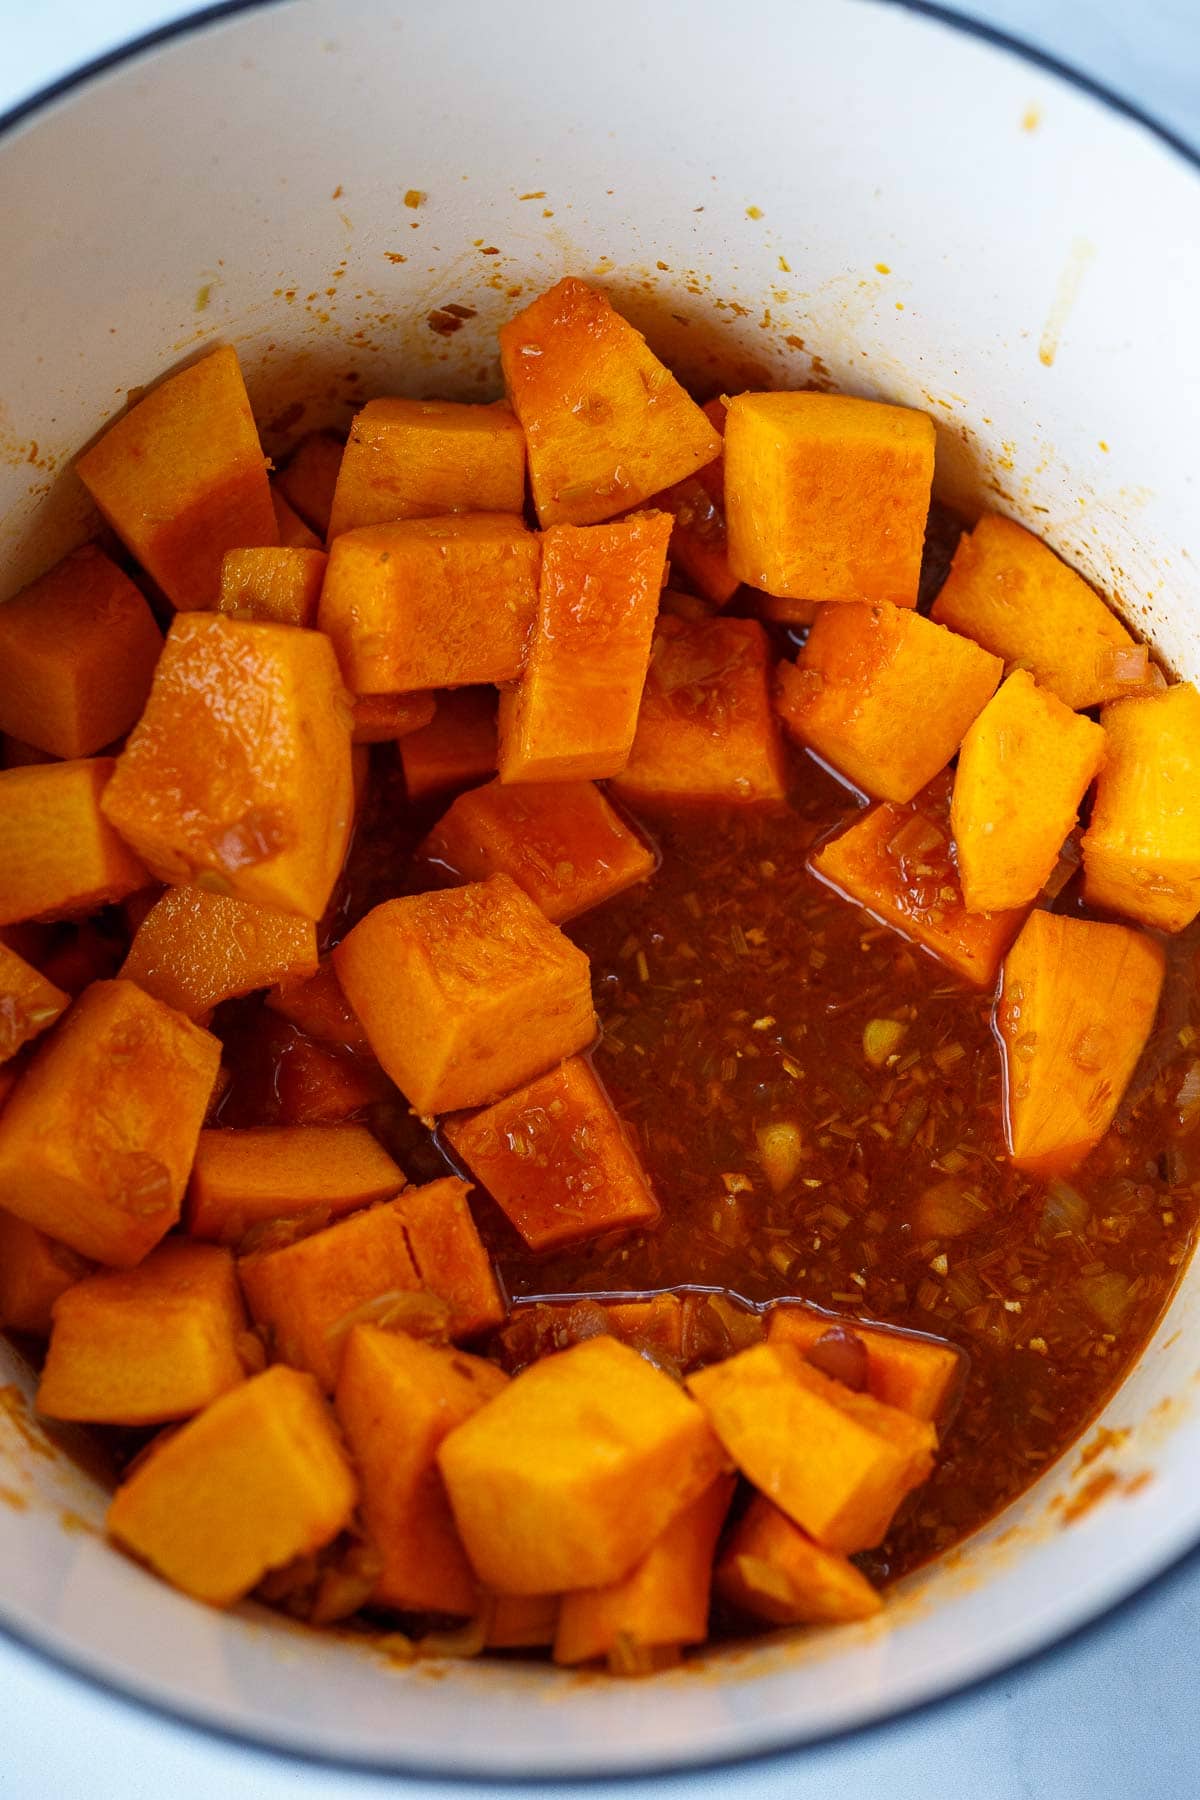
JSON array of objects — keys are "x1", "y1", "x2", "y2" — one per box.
[{"x1": 1, "y1": 0, "x2": 1199, "y2": 1778}]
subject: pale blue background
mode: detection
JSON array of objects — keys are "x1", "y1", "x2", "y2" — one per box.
[{"x1": 0, "y1": 3, "x2": 1197, "y2": 1795}]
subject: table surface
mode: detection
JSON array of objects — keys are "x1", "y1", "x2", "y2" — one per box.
[{"x1": 0, "y1": 3, "x2": 1197, "y2": 1796}]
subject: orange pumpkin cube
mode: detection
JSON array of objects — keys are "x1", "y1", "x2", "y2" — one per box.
[
  {"x1": 444, "y1": 1056, "x2": 659, "y2": 1251},
  {"x1": 776, "y1": 602, "x2": 1003, "y2": 803},
  {"x1": 0, "y1": 979, "x2": 220, "y2": 1266},
  {"x1": 351, "y1": 692, "x2": 437, "y2": 744},
  {"x1": 270, "y1": 484, "x2": 323, "y2": 550},
  {"x1": 554, "y1": 1473, "x2": 735, "y2": 1665},
  {"x1": 0, "y1": 941, "x2": 68, "y2": 1063},
  {"x1": 1082, "y1": 683, "x2": 1200, "y2": 932},
  {"x1": 809, "y1": 773, "x2": 1027, "y2": 986},
  {"x1": 335, "y1": 1325, "x2": 508, "y2": 1616},
  {"x1": 952, "y1": 670, "x2": 1108, "y2": 913},
  {"x1": 724, "y1": 392, "x2": 935, "y2": 605},
  {"x1": 319, "y1": 514, "x2": 539, "y2": 693},
  {"x1": 653, "y1": 400, "x2": 738, "y2": 606},
  {"x1": 120, "y1": 885, "x2": 318, "y2": 1016},
  {"x1": 188, "y1": 1124, "x2": 406, "y2": 1244},
  {"x1": 37, "y1": 1240, "x2": 248, "y2": 1425},
  {"x1": 272, "y1": 430, "x2": 344, "y2": 538},
  {"x1": 264, "y1": 958, "x2": 371, "y2": 1052},
  {"x1": 107, "y1": 1363, "x2": 357, "y2": 1606},
  {"x1": 604, "y1": 1293, "x2": 686, "y2": 1360},
  {"x1": 0, "y1": 759, "x2": 149, "y2": 926},
  {"x1": 421, "y1": 779, "x2": 655, "y2": 923},
  {"x1": 76, "y1": 346, "x2": 276, "y2": 612},
  {"x1": 714, "y1": 1494, "x2": 882, "y2": 1626},
  {"x1": 0, "y1": 1210, "x2": 90, "y2": 1335},
  {"x1": 930, "y1": 513, "x2": 1142, "y2": 710},
  {"x1": 327, "y1": 397, "x2": 525, "y2": 537},
  {"x1": 499, "y1": 277, "x2": 721, "y2": 528},
  {"x1": 216, "y1": 546, "x2": 327, "y2": 628},
  {"x1": 497, "y1": 513, "x2": 672, "y2": 782},
  {"x1": 485, "y1": 1592, "x2": 560, "y2": 1649},
  {"x1": 995, "y1": 910, "x2": 1165, "y2": 1177},
  {"x1": 101, "y1": 614, "x2": 353, "y2": 919},
  {"x1": 333, "y1": 875, "x2": 596, "y2": 1116},
  {"x1": 399, "y1": 689, "x2": 498, "y2": 801},
  {"x1": 610, "y1": 616, "x2": 787, "y2": 807},
  {"x1": 0, "y1": 545, "x2": 162, "y2": 758},
  {"x1": 392, "y1": 1176, "x2": 504, "y2": 1339},
  {"x1": 273, "y1": 1034, "x2": 390, "y2": 1126},
  {"x1": 438, "y1": 1335, "x2": 727, "y2": 1594},
  {"x1": 686, "y1": 1342, "x2": 936, "y2": 1553},
  {"x1": 766, "y1": 1306, "x2": 964, "y2": 1424}
]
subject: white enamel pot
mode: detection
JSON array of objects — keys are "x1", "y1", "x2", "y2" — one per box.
[{"x1": 1, "y1": 0, "x2": 1199, "y2": 1779}]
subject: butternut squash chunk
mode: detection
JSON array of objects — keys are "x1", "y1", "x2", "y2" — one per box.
[
  {"x1": 767, "y1": 1306, "x2": 964, "y2": 1423},
  {"x1": 333, "y1": 875, "x2": 596, "y2": 1116},
  {"x1": 76, "y1": 346, "x2": 276, "y2": 611},
  {"x1": 351, "y1": 692, "x2": 437, "y2": 744},
  {"x1": 0, "y1": 1210, "x2": 90, "y2": 1335},
  {"x1": 422, "y1": 779, "x2": 655, "y2": 923},
  {"x1": 107, "y1": 1364, "x2": 357, "y2": 1606},
  {"x1": 995, "y1": 910, "x2": 1165, "y2": 1177},
  {"x1": 1082, "y1": 683, "x2": 1200, "y2": 931},
  {"x1": 499, "y1": 277, "x2": 721, "y2": 527},
  {"x1": 271, "y1": 484, "x2": 323, "y2": 550},
  {"x1": 188, "y1": 1124, "x2": 405, "y2": 1244},
  {"x1": 930, "y1": 513, "x2": 1143, "y2": 710},
  {"x1": 335, "y1": 1325, "x2": 508, "y2": 1616},
  {"x1": 398, "y1": 689, "x2": 498, "y2": 801},
  {"x1": 120, "y1": 885, "x2": 318, "y2": 1017},
  {"x1": 328, "y1": 397, "x2": 525, "y2": 537},
  {"x1": 264, "y1": 958, "x2": 371, "y2": 1053},
  {"x1": 37, "y1": 1240, "x2": 247, "y2": 1425},
  {"x1": 273, "y1": 1033, "x2": 390, "y2": 1126},
  {"x1": 0, "y1": 942, "x2": 69, "y2": 1063},
  {"x1": 0, "y1": 979, "x2": 220, "y2": 1266},
  {"x1": 216, "y1": 546, "x2": 327, "y2": 628},
  {"x1": 724, "y1": 392, "x2": 935, "y2": 605},
  {"x1": 776, "y1": 602, "x2": 1002, "y2": 803},
  {"x1": 100, "y1": 614, "x2": 353, "y2": 920},
  {"x1": 498, "y1": 513, "x2": 671, "y2": 782},
  {"x1": 0, "y1": 759, "x2": 149, "y2": 926},
  {"x1": 715, "y1": 1494, "x2": 882, "y2": 1626},
  {"x1": 437, "y1": 1335, "x2": 727, "y2": 1593},
  {"x1": 952, "y1": 670, "x2": 1108, "y2": 913},
  {"x1": 274, "y1": 430, "x2": 343, "y2": 538},
  {"x1": 443, "y1": 1056, "x2": 660, "y2": 1250},
  {"x1": 686, "y1": 1341, "x2": 936, "y2": 1553},
  {"x1": 651, "y1": 399, "x2": 738, "y2": 606},
  {"x1": 610, "y1": 615, "x2": 787, "y2": 806},
  {"x1": 485, "y1": 1592, "x2": 560, "y2": 1649},
  {"x1": 392, "y1": 1176, "x2": 504, "y2": 1339},
  {"x1": 319, "y1": 514, "x2": 539, "y2": 693},
  {"x1": 0, "y1": 546, "x2": 162, "y2": 758}
]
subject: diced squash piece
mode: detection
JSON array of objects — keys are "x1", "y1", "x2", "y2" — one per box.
[
  {"x1": 610, "y1": 616, "x2": 787, "y2": 806},
  {"x1": 497, "y1": 514, "x2": 672, "y2": 782},
  {"x1": 0, "y1": 942, "x2": 69, "y2": 1062},
  {"x1": 485, "y1": 1592, "x2": 560, "y2": 1649},
  {"x1": 438, "y1": 1335, "x2": 727, "y2": 1593},
  {"x1": 107, "y1": 1364, "x2": 357, "y2": 1606},
  {"x1": 554, "y1": 1473, "x2": 735, "y2": 1665},
  {"x1": 335, "y1": 1325, "x2": 508, "y2": 1616},
  {"x1": 724, "y1": 392, "x2": 935, "y2": 605},
  {"x1": 0, "y1": 759, "x2": 148, "y2": 926},
  {"x1": 0, "y1": 545, "x2": 162, "y2": 758},
  {"x1": 328, "y1": 397, "x2": 525, "y2": 537},
  {"x1": 76, "y1": 346, "x2": 275, "y2": 611},
  {"x1": 37, "y1": 1240, "x2": 247, "y2": 1425},
  {"x1": 0, "y1": 1210, "x2": 90, "y2": 1334},
  {"x1": 499, "y1": 277, "x2": 721, "y2": 528},
  {"x1": 755, "y1": 595, "x2": 819, "y2": 628},
  {"x1": 995, "y1": 910, "x2": 1165, "y2": 1177},
  {"x1": 444, "y1": 1056, "x2": 659, "y2": 1250},
  {"x1": 319, "y1": 515, "x2": 539, "y2": 693},
  {"x1": 188, "y1": 1124, "x2": 405, "y2": 1244},
  {"x1": 810, "y1": 773, "x2": 1027, "y2": 986},
  {"x1": 767, "y1": 1306, "x2": 964, "y2": 1424},
  {"x1": 216, "y1": 546, "x2": 327, "y2": 628},
  {"x1": 422, "y1": 779, "x2": 655, "y2": 923},
  {"x1": 392, "y1": 1176, "x2": 504, "y2": 1339},
  {"x1": 1082, "y1": 683, "x2": 1200, "y2": 931},
  {"x1": 715, "y1": 1494, "x2": 882, "y2": 1626},
  {"x1": 274, "y1": 1034, "x2": 390, "y2": 1126},
  {"x1": 0, "y1": 980, "x2": 219, "y2": 1266},
  {"x1": 351, "y1": 692, "x2": 437, "y2": 744},
  {"x1": 238, "y1": 1196, "x2": 421, "y2": 1390},
  {"x1": 264, "y1": 958, "x2": 371, "y2": 1052},
  {"x1": 930, "y1": 513, "x2": 1142, "y2": 710},
  {"x1": 333, "y1": 875, "x2": 596, "y2": 1115},
  {"x1": 776, "y1": 602, "x2": 1002, "y2": 803},
  {"x1": 274, "y1": 430, "x2": 343, "y2": 538},
  {"x1": 686, "y1": 1341, "x2": 936, "y2": 1553},
  {"x1": 604, "y1": 1294, "x2": 685, "y2": 1360},
  {"x1": 271, "y1": 484, "x2": 322, "y2": 550},
  {"x1": 100, "y1": 614, "x2": 353, "y2": 919},
  {"x1": 656, "y1": 474, "x2": 740, "y2": 606},
  {"x1": 952, "y1": 670, "x2": 1108, "y2": 913},
  {"x1": 399, "y1": 689, "x2": 498, "y2": 800},
  {"x1": 120, "y1": 885, "x2": 317, "y2": 1016}
]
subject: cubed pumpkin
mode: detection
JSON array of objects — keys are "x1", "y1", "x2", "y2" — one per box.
[{"x1": 328, "y1": 397, "x2": 525, "y2": 537}]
